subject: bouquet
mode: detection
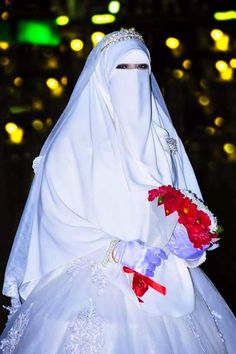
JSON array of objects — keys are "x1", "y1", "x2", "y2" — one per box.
[
  {"x1": 123, "y1": 185, "x2": 222, "y2": 303},
  {"x1": 148, "y1": 185, "x2": 222, "y2": 249}
]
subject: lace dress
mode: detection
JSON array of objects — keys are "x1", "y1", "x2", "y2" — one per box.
[{"x1": 1, "y1": 255, "x2": 236, "y2": 354}]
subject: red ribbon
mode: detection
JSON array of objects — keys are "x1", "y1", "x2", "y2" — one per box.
[{"x1": 123, "y1": 266, "x2": 166, "y2": 303}]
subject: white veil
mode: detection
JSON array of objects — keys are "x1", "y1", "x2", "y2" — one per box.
[{"x1": 2, "y1": 30, "x2": 202, "y2": 316}]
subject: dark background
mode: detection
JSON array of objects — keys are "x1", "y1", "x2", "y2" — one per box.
[{"x1": 1, "y1": 0, "x2": 236, "y2": 331}]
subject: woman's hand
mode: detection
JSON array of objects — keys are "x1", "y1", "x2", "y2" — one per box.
[
  {"x1": 166, "y1": 223, "x2": 209, "y2": 260},
  {"x1": 112, "y1": 239, "x2": 167, "y2": 277}
]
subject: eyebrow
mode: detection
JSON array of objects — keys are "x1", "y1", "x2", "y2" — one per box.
[{"x1": 116, "y1": 63, "x2": 149, "y2": 69}]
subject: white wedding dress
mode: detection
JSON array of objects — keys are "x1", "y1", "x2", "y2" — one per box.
[
  {"x1": 0, "y1": 255, "x2": 236, "y2": 354},
  {"x1": 1, "y1": 30, "x2": 236, "y2": 353}
]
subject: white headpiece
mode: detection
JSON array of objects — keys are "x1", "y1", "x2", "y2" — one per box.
[
  {"x1": 2, "y1": 29, "x2": 202, "y2": 317},
  {"x1": 101, "y1": 28, "x2": 144, "y2": 51}
]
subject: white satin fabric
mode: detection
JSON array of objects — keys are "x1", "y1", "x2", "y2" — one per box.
[{"x1": 1, "y1": 34, "x2": 217, "y2": 320}]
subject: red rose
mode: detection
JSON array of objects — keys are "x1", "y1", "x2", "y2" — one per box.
[
  {"x1": 132, "y1": 273, "x2": 149, "y2": 297},
  {"x1": 148, "y1": 189, "x2": 160, "y2": 202}
]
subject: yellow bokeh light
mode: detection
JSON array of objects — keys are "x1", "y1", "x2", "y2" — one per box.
[
  {"x1": 13, "y1": 77, "x2": 23, "y2": 87},
  {"x1": 214, "y1": 117, "x2": 224, "y2": 127},
  {"x1": 214, "y1": 34, "x2": 229, "y2": 51},
  {"x1": 182, "y1": 59, "x2": 192, "y2": 70},
  {"x1": 5, "y1": 122, "x2": 18, "y2": 134},
  {"x1": 10, "y1": 128, "x2": 24, "y2": 144},
  {"x1": 32, "y1": 99, "x2": 44, "y2": 110},
  {"x1": 214, "y1": 11, "x2": 236, "y2": 21},
  {"x1": 60, "y1": 76, "x2": 67, "y2": 85},
  {"x1": 32, "y1": 119, "x2": 44, "y2": 131},
  {"x1": 220, "y1": 67, "x2": 233, "y2": 81},
  {"x1": 210, "y1": 29, "x2": 224, "y2": 40},
  {"x1": 51, "y1": 85, "x2": 63, "y2": 97},
  {"x1": 91, "y1": 14, "x2": 116, "y2": 24},
  {"x1": 0, "y1": 42, "x2": 9, "y2": 50},
  {"x1": 204, "y1": 126, "x2": 216, "y2": 136},
  {"x1": 5, "y1": 124, "x2": 24, "y2": 144},
  {"x1": 223, "y1": 143, "x2": 235, "y2": 154},
  {"x1": 47, "y1": 57, "x2": 59, "y2": 69},
  {"x1": 215, "y1": 60, "x2": 228, "y2": 72},
  {"x1": 45, "y1": 118, "x2": 53, "y2": 126},
  {"x1": 172, "y1": 69, "x2": 184, "y2": 79},
  {"x1": 55, "y1": 16, "x2": 70, "y2": 26},
  {"x1": 108, "y1": 1, "x2": 120, "y2": 14},
  {"x1": 198, "y1": 96, "x2": 210, "y2": 106},
  {"x1": 0, "y1": 56, "x2": 10, "y2": 66},
  {"x1": 70, "y1": 39, "x2": 84, "y2": 52},
  {"x1": 91, "y1": 32, "x2": 105, "y2": 46},
  {"x1": 46, "y1": 78, "x2": 60, "y2": 90},
  {"x1": 1, "y1": 11, "x2": 9, "y2": 21},
  {"x1": 229, "y1": 58, "x2": 236, "y2": 68},
  {"x1": 165, "y1": 37, "x2": 180, "y2": 49}
]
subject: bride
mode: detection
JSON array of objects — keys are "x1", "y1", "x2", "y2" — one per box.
[{"x1": 1, "y1": 28, "x2": 236, "y2": 353}]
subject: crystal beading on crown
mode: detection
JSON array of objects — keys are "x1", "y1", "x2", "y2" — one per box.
[{"x1": 101, "y1": 28, "x2": 144, "y2": 51}]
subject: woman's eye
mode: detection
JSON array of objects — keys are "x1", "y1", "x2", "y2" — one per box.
[
  {"x1": 137, "y1": 64, "x2": 149, "y2": 69},
  {"x1": 116, "y1": 64, "x2": 128, "y2": 69}
]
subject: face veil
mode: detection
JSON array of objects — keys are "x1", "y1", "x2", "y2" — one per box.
[{"x1": 2, "y1": 32, "x2": 202, "y2": 317}]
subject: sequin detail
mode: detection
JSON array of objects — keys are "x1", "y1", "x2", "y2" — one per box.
[
  {"x1": 166, "y1": 137, "x2": 178, "y2": 154},
  {"x1": 65, "y1": 297, "x2": 105, "y2": 354},
  {"x1": 101, "y1": 28, "x2": 144, "y2": 51},
  {"x1": 66, "y1": 257, "x2": 108, "y2": 296},
  {"x1": 208, "y1": 306, "x2": 225, "y2": 343},
  {"x1": 0, "y1": 303, "x2": 33, "y2": 353},
  {"x1": 185, "y1": 314, "x2": 206, "y2": 352}
]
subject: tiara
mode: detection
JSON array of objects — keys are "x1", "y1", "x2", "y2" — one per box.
[{"x1": 101, "y1": 28, "x2": 144, "y2": 51}]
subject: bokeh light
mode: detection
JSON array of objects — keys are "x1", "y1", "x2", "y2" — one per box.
[
  {"x1": 70, "y1": 39, "x2": 84, "y2": 52},
  {"x1": 32, "y1": 119, "x2": 44, "y2": 131},
  {"x1": 198, "y1": 96, "x2": 210, "y2": 106},
  {"x1": 91, "y1": 14, "x2": 116, "y2": 24},
  {"x1": 0, "y1": 42, "x2": 9, "y2": 50},
  {"x1": 215, "y1": 60, "x2": 228, "y2": 72},
  {"x1": 5, "y1": 123, "x2": 24, "y2": 144},
  {"x1": 223, "y1": 143, "x2": 236, "y2": 154},
  {"x1": 165, "y1": 37, "x2": 180, "y2": 49},
  {"x1": 172, "y1": 69, "x2": 184, "y2": 79},
  {"x1": 46, "y1": 78, "x2": 60, "y2": 90},
  {"x1": 13, "y1": 77, "x2": 23, "y2": 87},
  {"x1": 229, "y1": 59, "x2": 236, "y2": 68},
  {"x1": 182, "y1": 59, "x2": 192, "y2": 70},
  {"x1": 210, "y1": 29, "x2": 224, "y2": 40},
  {"x1": 108, "y1": 1, "x2": 120, "y2": 14},
  {"x1": 5, "y1": 122, "x2": 18, "y2": 134},
  {"x1": 55, "y1": 16, "x2": 70, "y2": 26},
  {"x1": 91, "y1": 32, "x2": 105, "y2": 46},
  {"x1": 1, "y1": 11, "x2": 9, "y2": 21},
  {"x1": 214, "y1": 117, "x2": 224, "y2": 127}
]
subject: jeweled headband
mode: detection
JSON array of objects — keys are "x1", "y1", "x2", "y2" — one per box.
[{"x1": 101, "y1": 28, "x2": 144, "y2": 51}]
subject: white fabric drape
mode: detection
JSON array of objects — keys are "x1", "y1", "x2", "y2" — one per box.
[{"x1": 3, "y1": 35, "x2": 203, "y2": 317}]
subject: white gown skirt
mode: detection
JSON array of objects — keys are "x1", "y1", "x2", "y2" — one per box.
[{"x1": 1, "y1": 257, "x2": 236, "y2": 354}]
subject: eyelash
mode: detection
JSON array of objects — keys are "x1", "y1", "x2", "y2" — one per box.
[{"x1": 116, "y1": 64, "x2": 149, "y2": 69}]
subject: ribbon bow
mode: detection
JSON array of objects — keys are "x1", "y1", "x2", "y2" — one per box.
[{"x1": 123, "y1": 266, "x2": 166, "y2": 303}]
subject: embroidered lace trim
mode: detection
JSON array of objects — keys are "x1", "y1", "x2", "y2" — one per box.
[
  {"x1": 0, "y1": 303, "x2": 33, "y2": 353},
  {"x1": 66, "y1": 257, "x2": 108, "y2": 296},
  {"x1": 65, "y1": 297, "x2": 106, "y2": 354},
  {"x1": 3, "y1": 298, "x2": 22, "y2": 323},
  {"x1": 32, "y1": 155, "x2": 43, "y2": 174}
]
